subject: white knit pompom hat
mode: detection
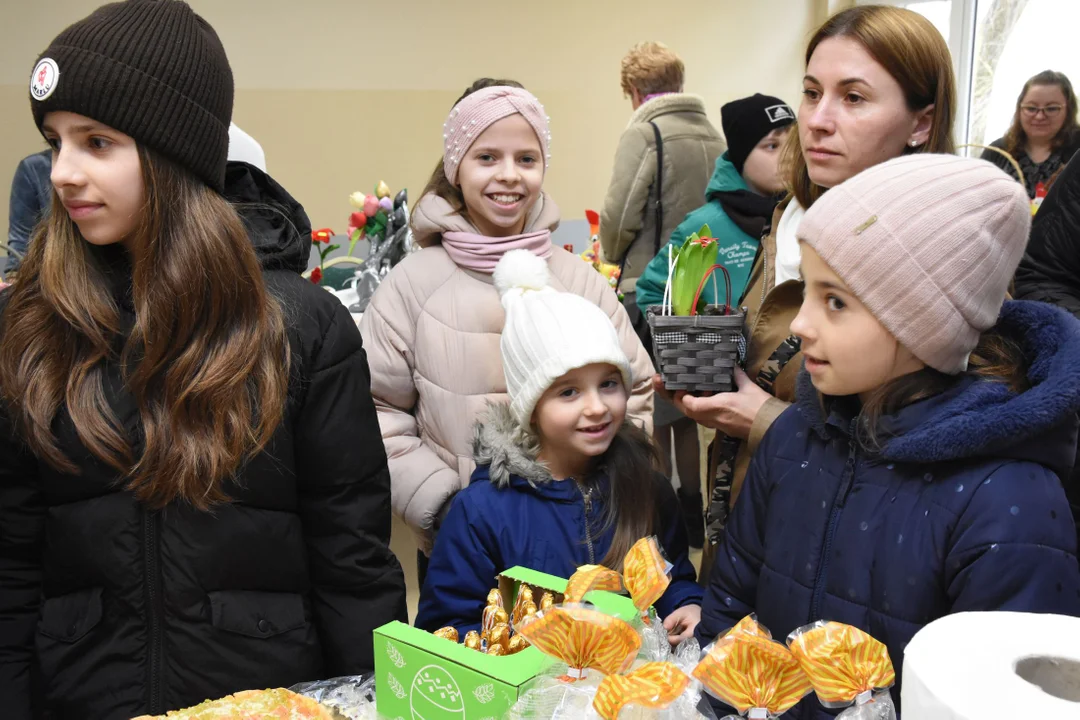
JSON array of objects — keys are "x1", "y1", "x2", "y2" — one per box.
[{"x1": 494, "y1": 249, "x2": 632, "y2": 426}]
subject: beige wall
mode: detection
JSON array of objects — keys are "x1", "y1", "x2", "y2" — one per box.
[{"x1": 0, "y1": 0, "x2": 824, "y2": 251}]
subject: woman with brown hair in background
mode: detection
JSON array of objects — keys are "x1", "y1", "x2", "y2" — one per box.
[
  {"x1": 665, "y1": 4, "x2": 957, "y2": 576},
  {"x1": 983, "y1": 70, "x2": 1080, "y2": 198}
]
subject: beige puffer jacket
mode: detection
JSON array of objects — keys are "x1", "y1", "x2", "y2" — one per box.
[
  {"x1": 599, "y1": 93, "x2": 726, "y2": 293},
  {"x1": 360, "y1": 194, "x2": 655, "y2": 549}
]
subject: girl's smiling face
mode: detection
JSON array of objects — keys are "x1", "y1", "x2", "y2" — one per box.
[
  {"x1": 533, "y1": 363, "x2": 628, "y2": 480},
  {"x1": 455, "y1": 113, "x2": 544, "y2": 237}
]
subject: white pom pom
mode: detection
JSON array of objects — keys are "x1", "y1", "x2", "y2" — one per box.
[{"x1": 493, "y1": 249, "x2": 550, "y2": 299}]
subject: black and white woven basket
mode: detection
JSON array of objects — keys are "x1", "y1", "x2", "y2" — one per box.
[
  {"x1": 647, "y1": 307, "x2": 746, "y2": 392},
  {"x1": 646, "y1": 259, "x2": 747, "y2": 393}
]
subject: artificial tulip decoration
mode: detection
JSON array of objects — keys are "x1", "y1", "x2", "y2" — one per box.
[{"x1": 310, "y1": 227, "x2": 340, "y2": 285}]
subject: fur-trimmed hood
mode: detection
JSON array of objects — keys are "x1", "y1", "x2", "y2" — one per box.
[
  {"x1": 471, "y1": 402, "x2": 553, "y2": 489},
  {"x1": 795, "y1": 300, "x2": 1080, "y2": 478}
]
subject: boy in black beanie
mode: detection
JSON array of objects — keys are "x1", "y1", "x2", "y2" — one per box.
[
  {"x1": 637, "y1": 94, "x2": 795, "y2": 315},
  {"x1": 635, "y1": 93, "x2": 793, "y2": 546}
]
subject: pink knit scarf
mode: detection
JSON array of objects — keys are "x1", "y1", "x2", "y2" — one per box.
[{"x1": 441, "y1": 229, "x2": 553, "y2": 273}]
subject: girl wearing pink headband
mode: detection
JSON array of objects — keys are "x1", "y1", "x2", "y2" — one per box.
[{"x1": 361, "y1": 79, "x2": 655, "y2": 577}]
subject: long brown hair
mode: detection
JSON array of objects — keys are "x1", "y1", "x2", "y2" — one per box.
[
  {"x1": 0, "y1": 146, "x2": 289, "y2": 510},
  {"x1": 1004, "y1": 70, "x2": 1080, "y2": 157},
  {"x1": 857, "y1": 329, "x2": 1028, "y2": 452},
  {"x1": 592, "y1": 422, "x2": 662, "y2": 570},
  {"x1": 782, "y1": 5, "x2": 957, "y2": 209},
  {"x1": 415, "y1": 77, "x2": 525, "y2": 246}
]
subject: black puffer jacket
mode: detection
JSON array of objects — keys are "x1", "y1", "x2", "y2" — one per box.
[
  {"x1": 0, "y1": 163, "x2": 407, "y2": 720},
  {"x1": 1015, "y1": 153, "x2": 1080, "y2": 316},
  {"x1": 1015, "y1": 154, "x2": 1080, "y2": 545}
]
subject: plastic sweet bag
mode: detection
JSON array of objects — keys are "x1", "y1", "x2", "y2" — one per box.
[
  {"x1": 517, "y1": 602, "x2": 641, "y2": 680},
  {"x1": 287, "y1": 675, "x2": 376, "y2": 720},
  {"x1": 623, "y1": 537, "x2": 673, "y2": 622},
  {"x1": 693, "y1": 616, "x2": 812, "y2": 719},
  {"x1": 786, "y1": 621, "x2": 896, "y2": 720}
]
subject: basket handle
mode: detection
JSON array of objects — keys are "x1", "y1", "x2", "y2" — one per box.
[{"x1": 690, "y1": 263, "x2": 733, "y2": 316}]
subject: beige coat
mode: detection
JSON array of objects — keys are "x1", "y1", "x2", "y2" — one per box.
[
  {"x1": 360, "y1": 196, "x2": 654, "y2": 548},
  {"x1": 599, "y1": 93, "x2": 726, "y2": 293}
]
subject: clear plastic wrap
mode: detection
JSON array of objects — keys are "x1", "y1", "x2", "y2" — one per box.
[
  {"x1": 508, "y1": 660, "x2": 718, "y2": 720},
  {"x1": 786, "y1": 621, "x2": 896, "y2": 720},
  {"x1": 287, "y1": 675, "x2": 377, "y2": 720}
]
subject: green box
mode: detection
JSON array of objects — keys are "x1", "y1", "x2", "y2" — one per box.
[{"x1": 374, "y1": 566, "x2": 638, "y2": 720}]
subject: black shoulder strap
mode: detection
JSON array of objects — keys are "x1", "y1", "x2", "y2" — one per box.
[{"x1": 648, "y1": 120, "x2": 664, "y2": 256}]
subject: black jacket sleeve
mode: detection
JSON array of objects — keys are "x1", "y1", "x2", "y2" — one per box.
[
  {"x1": 0, "y1": 411, "x2": 43, "y2": 720},
  {"x1": 981, "y1": 138, "x2": 1020, "y2": 182},
  {"x1": 1014, "y1": 155, "x2": 1080, "y2": 318},
  {"x1": 294, "y1": 299, "x2": 407, "y2": 676}
]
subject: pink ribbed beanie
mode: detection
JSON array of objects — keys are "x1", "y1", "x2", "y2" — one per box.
[
  {"x1": 442, "y1": 86, "x2": 551, "y2": 185},
  {"x1": 798, "y1": 154, "x2": 1031, "y2": 374}
]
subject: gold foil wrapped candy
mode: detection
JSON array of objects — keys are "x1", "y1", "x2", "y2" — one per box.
[
  {"x1": 464, "y1": 630, "x2": 482, "y2": 651},
  {"x1": 507, "y1": 634, "x2": 530, "y2": 655},
  {"x1": 540, "y1": 592, "x2": 556, "y2": 611},
  {"x1": 512, "y1": 585, "x2": 535, "y2": 626},
  {"x1": 433, "y1": 626, "x2": 459, "y2": 643},
  {"x1": 487, "y1": 644, "x2": 507, "y2": 656},
  {"x1": 487, "y1": 622, "x2": 512, "y2": 651}
]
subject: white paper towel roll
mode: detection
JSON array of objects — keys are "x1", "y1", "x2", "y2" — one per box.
[{"x1": 902, "y1": 611, "x2": 1080, "y2": 719}]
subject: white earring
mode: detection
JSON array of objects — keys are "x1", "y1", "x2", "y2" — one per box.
[{"x1": 909, "y1": 140, "x2": 919, "y2": 147}]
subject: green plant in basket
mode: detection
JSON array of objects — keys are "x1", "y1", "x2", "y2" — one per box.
[{"x1": 670, "y1": 225, "x2": 720, "y2": 316}]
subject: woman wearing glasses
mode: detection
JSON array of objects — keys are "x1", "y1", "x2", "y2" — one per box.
[{"x1": 983, "y1": 70, "x2": 1080, "y2": 198}]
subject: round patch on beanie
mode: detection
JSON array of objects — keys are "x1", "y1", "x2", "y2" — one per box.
[{"x1": 30, "y1": 58, "x2": 59, "y2": 101}]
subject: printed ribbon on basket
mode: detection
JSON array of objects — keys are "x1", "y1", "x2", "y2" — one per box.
[
  {"x1": 693, "y1": 626, "x2": 812, "y2": 716},
  {"x1": 787, "y1": 622, "x2": 895, "y2": 706},
  {"x1": 592, "y1": 661, "x2": 690, "y2": 720},
  {"x1": 515, "y1": 604, "x2": 640, "y2": 681}
]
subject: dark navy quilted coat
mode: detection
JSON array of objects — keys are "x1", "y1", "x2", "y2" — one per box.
[{"x1": 697, "y1": 301, "x2": 1080, "y2": 719}]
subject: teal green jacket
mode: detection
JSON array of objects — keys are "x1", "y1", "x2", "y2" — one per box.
[{"x1": 636, "y1": 152, "x2": 761, "y2": 314}]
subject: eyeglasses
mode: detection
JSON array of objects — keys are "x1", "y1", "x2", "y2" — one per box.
[{"x1": 1020, "y1": 105, "x2": 1065, "y2": 118}]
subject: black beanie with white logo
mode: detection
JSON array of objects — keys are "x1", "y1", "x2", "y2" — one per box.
[
  {"x1": 30, "y1": 0, "x2": 233, "y2": 192},
  {"x1": 721, "y1": 94, "x2": 795, "y2": 175}
]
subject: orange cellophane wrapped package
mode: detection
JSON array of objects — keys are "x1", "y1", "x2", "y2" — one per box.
[
  {"x1": 516, "y1": 604, "x2": 641, "y2": 680},
  {"x1": 564, "y1": 565, "x2": 625, "y2": 604},
  {"x1": 786, "y1": 621, "x2": 895, "y2": 708},
  {"x1": 623, "y1": 537, "x2": 671, "y2": 619},
  {"x1": 693, "y1": 617, "x2": 812, "y2": 717},
  {"x1": 592, "y1": 661, "x2": 690, "y2": 720}
]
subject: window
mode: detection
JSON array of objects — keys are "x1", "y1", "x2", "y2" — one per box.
[{"x1": 856, "y1": 0, "x2": 1078, "y2": 151}]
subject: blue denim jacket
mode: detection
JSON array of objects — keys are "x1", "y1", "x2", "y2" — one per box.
[{"x1": 7, "y1": 150, "x2": 52, "y2": 273}]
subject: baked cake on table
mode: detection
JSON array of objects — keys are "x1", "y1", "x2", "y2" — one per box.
[{"x1": 131, "y1": 688, "x2": 336, "y2": 719}]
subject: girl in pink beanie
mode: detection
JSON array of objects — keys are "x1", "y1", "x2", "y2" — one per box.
[{"x1": 697, "y1": 154, "x2": 1080, "y2": 719}]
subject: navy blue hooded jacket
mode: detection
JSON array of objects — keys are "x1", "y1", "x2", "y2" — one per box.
[
  {"x1": 696, "y1": 301, "x2": 1080, "y2": 719},
  {"x1": 416, "y1": 403, "x2": 703, "y2": 634}
]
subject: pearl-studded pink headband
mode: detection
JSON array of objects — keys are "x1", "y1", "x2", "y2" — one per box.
[{"x1": 442, "y1": 86, "x2": 552, "y2": 185}]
